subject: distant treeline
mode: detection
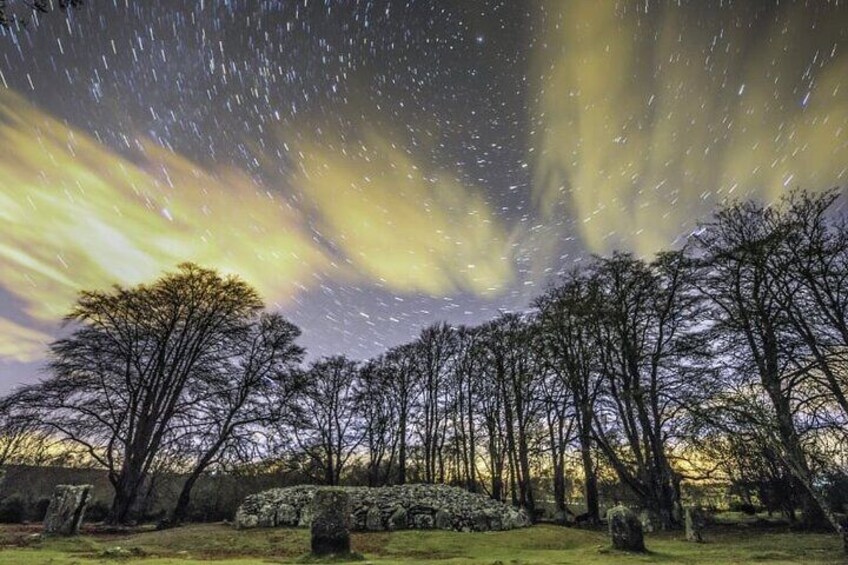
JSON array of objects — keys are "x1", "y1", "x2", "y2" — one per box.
[{"x1": 2, "y1": 190, "x2": 848, "y2": 539}]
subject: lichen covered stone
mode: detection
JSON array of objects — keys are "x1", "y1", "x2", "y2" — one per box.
[
  {"x1": 310, "y1": 489, "x2": 351, "y2": 556},
  {"x1": 608, "y1": 505, "x2": 646, "y2": 552},
  {"x1": 43, "y1": 484, "x2": 92, "y2": 536}
]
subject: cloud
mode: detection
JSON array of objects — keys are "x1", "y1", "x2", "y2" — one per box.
[
  {"x1": 0, "y1": 91, "x2": 516, "y2": 363},
  {"x1": 289, "y1": 127, "x2": 515, "y2": 296},
  {"x1": 0, "y1": 90, "x2": 327, "y2": 348},
  {"x1": 532, "y1": 0, "x2": 848, "y2": 256},
  {"x1": 0, "y1": 318, "x2": 51, "y2": 363}
]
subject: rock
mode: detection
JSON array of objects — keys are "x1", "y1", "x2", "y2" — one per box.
[
  {"x1": 298, "y1": 504, "x2": 313, "y2": 528},
  {"x1": 638, "y1": 509, "x2": 658, "y2": 533},
  {"x1": 235, "y1": 484, "x2": 529, "y2": 533},
  {"x1": 412, "y1": 512, "x2": 434, "y2": 529},
  {"x1": 484, "y1": 509, "x2": 503, "y2": 531},
  {"x1": 473, "y1": 512, "x2": 489, "y2": 531},
  {"x1": 388, "y1": 506, "x2": 407, "y2": 530},
  {"x1": 365, "y1": 505, "x2": 383, "y2": 531},
  {"x1": 43, "y1": 485, "x2": 92, "y2": 536},
  {"x1": 233, "y1": 508, "x2": 258, "y2": 529},
  {"x1": 608, "y1": 505, "x2": 646, "y2": 552},
  {"x1": 310, "y1": 489, "x2": 351, "y2": 557},
  {"x1": 435, "y1": 509, "x2": 452, "y2": 530},
  {"x1": 277, "y1": 504, "x2": 299, "y2": 527},
  {"x1": 685, "y1": 506, "x2": 706, "y2": 543}
]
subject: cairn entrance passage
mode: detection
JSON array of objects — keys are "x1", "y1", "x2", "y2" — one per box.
[{"x1": 235, "y1": 484, "x2": 530, "y2": 532}]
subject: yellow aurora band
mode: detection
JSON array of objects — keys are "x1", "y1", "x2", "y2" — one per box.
[
  {"x1": 533, "y1": 0, "x2": 848, "y2": 256},
  {"x1": 0, "y1": 91, "x2": 514, "y2": 362}
]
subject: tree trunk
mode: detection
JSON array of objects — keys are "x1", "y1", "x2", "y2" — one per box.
[
  {"x1": 107, "y1": 466, "x2": 144, "y2": 525},
  {"x1": 169, "y1": 473, "x2": 201, "y2": 526},
  {"x1": 578, "y1": 417, "x2": 600, "y2": 524}
]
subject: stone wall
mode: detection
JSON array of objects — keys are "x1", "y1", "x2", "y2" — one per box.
[{"x1": 235, "y1": 484, "x2": 530, "y2": 532}]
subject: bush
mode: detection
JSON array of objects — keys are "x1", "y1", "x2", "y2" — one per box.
[{"x1": 0, "y1": 495, "x2": 26, "y2": 523}]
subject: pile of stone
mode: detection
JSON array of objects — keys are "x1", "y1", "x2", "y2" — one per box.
[{"x1": 235, "y1": 484, "x2": 530, "y2": 532}]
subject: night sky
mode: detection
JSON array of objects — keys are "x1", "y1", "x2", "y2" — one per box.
[{"x1": 1, "y1": 0, "x2": 846, "y2": 390}]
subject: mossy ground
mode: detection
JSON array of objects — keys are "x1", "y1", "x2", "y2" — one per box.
[{"x1": 0, "y1": 521, "x2": 841, "y2": 564}]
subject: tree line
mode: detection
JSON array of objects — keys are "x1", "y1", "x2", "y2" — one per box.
[{"x1": 2, "y1": 190, "x2": 848, "y2": 542}]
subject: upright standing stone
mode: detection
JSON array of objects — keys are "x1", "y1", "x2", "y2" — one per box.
[
  {"x1": 43, "y1": 484, "x2": 92, "y2": 536},
  {"x1": 607, "y1": 505, "x2": 646, "y2": 552},
  {"x1": 685, "y1": 506, "x2": 706, "y2": 543},
  {"x1": 310, "y1": 489, "x2": 351, "y2": 556}
]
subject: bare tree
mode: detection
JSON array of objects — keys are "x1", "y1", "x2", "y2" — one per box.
[
  {"x1": 357, "y1": 359, "x2": 400, "y2": 487},
  {"x1": 589, "y1": 252, "x2": 699, "y2": 529},
  {"x1": 479, "y1": 313, "x2": 543, "y2": 517},
  {"x1": 381, "y1": 343, "x2": 419, "y2": 485},
  {"x1": 693, "y1": 198, "x2": 834, "y2": 530},
  {"x1": 535, "y1": 271, "x2": 603, "y2": 523},
  {"x1": 15, "y1": 263, "x2": 264, "y2": 524},
  {"x1": 292, "y1": 356, "x2": 363, "y2": 486},
  {"x1": 167, "y1": 313, "x2": 303, "y2": 525},
  {"x1": 412, "y1": 323, "x2": 456, "y2": 484}
]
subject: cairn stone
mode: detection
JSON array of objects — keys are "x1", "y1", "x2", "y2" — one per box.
[
  {"x1": 685, "y1": 506, "x2": 706, "y2": 543},
  {"x1": 277, "y1": 503, "x2": 299, "y2": 527},
  {"x1": 43, "y1": 484, "x2": 92, "y2": 536},
  {"x1": 608, "y1": 505, "x2": 646, "y2": 552},
  {"x1": 365, "y1": 505, "x2": 383, "y2": 531},
  {"x1": 412, "y1": 512, "x2": 434, "y2": 529},
  {"x1": 387, "y1": 506, "x2": 407, "y2": 530},
  {"x1": 435, "y1": 509, "x2": 453, "y2": 530},
  {"x1": 310, "y1": 489, "x2": 351, "y2": 557}
]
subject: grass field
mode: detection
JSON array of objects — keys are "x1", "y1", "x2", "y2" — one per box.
[{"x1": 0, "y1": 522, "x2": 842, "y2": 564}]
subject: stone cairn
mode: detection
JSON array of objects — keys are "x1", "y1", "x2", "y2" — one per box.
[
  {"x1": 607, "y1": 505, "x2": 646, "y2": 552},
  {"x1": 685, "y1": 505, "x2": 706, "y2": 543},
  {"x1": 235, "y1": 484, "x2": 529, "y2": 532},
  {"x1": 310, "y1": 489, "x2": 352, "y2": 557},
  {"x1": 43, "y1": 484, "x2": 93, "y2": 536}
]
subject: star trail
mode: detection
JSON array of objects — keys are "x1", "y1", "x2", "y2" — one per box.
[{"x1": 0, "y1": 0, "x2": 846, "y2": 389}]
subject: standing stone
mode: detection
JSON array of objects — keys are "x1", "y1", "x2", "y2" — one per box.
[
  {"x1": 685, "y1": 506, "x2": 706, "y2": 543},
  {"x1": 310, "y1": 489, "x2": 351, "y2": 557},
  {"x1": 607, "y1": 505, "x2": 646, "y2": 552},
  {"x1": 43, "y1": 485, "x2": 92, "y2": 536}
]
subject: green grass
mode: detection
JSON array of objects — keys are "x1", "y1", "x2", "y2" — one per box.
[{"x1": 0, "y1": 522, "x2": 842, "y2": 564}]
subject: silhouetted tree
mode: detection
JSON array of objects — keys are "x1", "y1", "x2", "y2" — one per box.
[
  {"x1": 16, "y1": 263, "x2": 265, "y2": 524},
  {"x1": 167, "y1": 313, "x2": 303, "y2": 525},
  {"x1": 292, "y1": 356, "x2": 363, "y2": 486}
]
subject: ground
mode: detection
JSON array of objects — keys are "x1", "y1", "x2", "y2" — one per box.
[{"x1": 0, "y1": 521, "x2": 842, "y2": 564}]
